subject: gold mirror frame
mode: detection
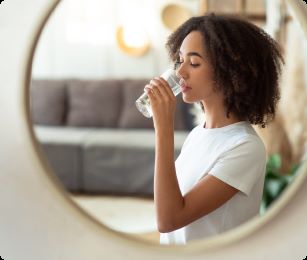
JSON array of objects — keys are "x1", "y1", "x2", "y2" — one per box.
[{"x1": 1, "y1": 0, "x2": 307, "y2": 258}]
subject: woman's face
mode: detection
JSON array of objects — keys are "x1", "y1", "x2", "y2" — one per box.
[{"x1": 176, "y1": 31, "x2": 222, "y2": 104}]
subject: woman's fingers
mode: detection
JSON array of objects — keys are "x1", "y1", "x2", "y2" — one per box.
[
  {"x1": 149, "y1": 78, "x2": 173, "y2": 100},
  {"x1": 144, "y1": 85, "x2": 156, "y2": 106},
  {"x1": 144, "y1": 77, "x2": 177, "y2": 126},
  {"x1": 157, "y1": 77, "x2": 175, "y2": 98},
  {"x1": 144, "y1": 84, "x2": 159, "y2": 98}
]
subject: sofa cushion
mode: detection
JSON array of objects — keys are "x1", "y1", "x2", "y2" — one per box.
[
  {"x1": 34, "y1": 125, "x2": 92, "y2": 192},
  {"x1": 118, "y1": 79, "x2": 154, "y2": 129},
  {"x1": 40, "y1": 143, "x2": 82, "y2": 192},
  {"x1": 30, "y1": 79, "x2": 67, "y2": 126},
  {"x1": 66, "y1": 79, "x2": 122, "y2": 127},
  {"x1": 82, "y1": 129, "x2": 187, "y2": 195},
  {"x1": 118, "y1": 79, "x2": 192, "y2": 130}
]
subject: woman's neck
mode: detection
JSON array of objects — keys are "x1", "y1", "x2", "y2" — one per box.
[
  {"x1": 203, "y1": 115, "x2": 242, "y2": 129},
  {"x1": 201, "y1": 100, "x2": 243, "y2": 129}
]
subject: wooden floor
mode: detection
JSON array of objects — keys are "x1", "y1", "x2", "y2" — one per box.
[{"x1": 70, "y1": 193, "x2": 160, "y2": 243}]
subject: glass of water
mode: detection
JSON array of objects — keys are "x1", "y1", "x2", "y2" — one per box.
[{"x1": 135, "y1": 68, "x2": 182, "y2": 118}]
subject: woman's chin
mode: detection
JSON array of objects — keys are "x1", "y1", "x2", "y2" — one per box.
[{"x1": 181, "y1": 94, "x2": 195, "y2": 104}]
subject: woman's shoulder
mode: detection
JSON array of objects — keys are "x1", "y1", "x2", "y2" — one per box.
[
  {"x1": 186, "y1": 121, "x2": 265, "y2": 148},
  {"x1": 221, "y1": 122, "x2": 266, "y2": 154},
  {"x1": 229, "y1": 130, "x2": 267, "y2": 163}
]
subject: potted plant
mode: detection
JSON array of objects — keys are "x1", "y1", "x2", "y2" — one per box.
[{"x1": 260, "y1": 154, "x2": 303, "y2": 216}]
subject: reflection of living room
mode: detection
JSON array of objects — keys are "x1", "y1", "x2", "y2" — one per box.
[
  {"x1": 31, "y1": 0, "x2": 199, "y2": 242},
  {"x1": 30, "y1": 0, "x2": 306, "y2": 244}
]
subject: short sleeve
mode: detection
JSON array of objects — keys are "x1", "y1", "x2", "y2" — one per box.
[{"x1": 208, "y1": 136, "x2": 267, "y2": 196}]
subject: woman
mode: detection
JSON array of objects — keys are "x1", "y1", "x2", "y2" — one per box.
[{"x1": 144, "y1": 14, "x2": 284, "y2": 245}]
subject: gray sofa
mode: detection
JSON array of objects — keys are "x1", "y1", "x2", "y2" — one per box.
[{"x1": 30, "y1": 78, "x2": 195, "y2": 196}]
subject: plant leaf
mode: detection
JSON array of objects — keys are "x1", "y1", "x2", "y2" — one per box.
[{"x1": 267, "y1": 154, "x2": 282, "y2": 171}]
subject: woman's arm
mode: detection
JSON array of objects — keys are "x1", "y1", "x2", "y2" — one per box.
[
  {"x1": 146, "y1": 77, "x2": 239, "y2": 233},
  {"x1": 154, "y1": 127, "x2": 185, "y2": 232}
]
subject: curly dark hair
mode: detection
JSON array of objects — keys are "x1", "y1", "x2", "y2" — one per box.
[{"x1": 166, "y1": 13, "x2": 285, "y2": 128}]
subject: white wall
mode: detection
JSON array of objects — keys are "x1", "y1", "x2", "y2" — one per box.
[{"x1": 32, "y1": 0, "x2": 200, "y2": 79}]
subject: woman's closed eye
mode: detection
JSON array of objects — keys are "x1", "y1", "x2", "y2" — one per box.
[{"x1": 174, "y1": 59, "x2": 200, "y2": 69}]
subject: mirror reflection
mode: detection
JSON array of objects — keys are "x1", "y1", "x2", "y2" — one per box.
[{"x1": 29, "y1": 0, "x2": 306, "y2": 245}]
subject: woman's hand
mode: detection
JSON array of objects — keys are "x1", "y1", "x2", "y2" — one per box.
[{"x1": 144, "y1": 77, "x2": 176, "y2": 131}]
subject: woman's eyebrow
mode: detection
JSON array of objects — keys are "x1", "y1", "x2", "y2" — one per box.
[{"x1": 179, "y1": 51, "x2": 204, "y2": 59}]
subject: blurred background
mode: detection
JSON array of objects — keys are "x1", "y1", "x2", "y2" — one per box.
[{"x1": 29, "y1": 0, "x2": 307, "y2": 244}]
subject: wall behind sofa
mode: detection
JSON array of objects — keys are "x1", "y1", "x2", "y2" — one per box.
[{"x1": 32, "y1": 0, "x2": 200, "y2": 80}]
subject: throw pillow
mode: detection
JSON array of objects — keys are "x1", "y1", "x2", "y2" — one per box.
[
  {"x1": 118, "y1": 79, "x2": 154, "y2": 129},
  {"x1": 30, "y1": 79, "x2": 67, "y2": 126},
  {"x1": 67, "y1": 80, "x2": 122, "y2": 127}
]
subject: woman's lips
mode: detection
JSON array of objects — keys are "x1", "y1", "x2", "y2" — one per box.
[{"x1": 180, "y1": 85, "x2": 192, "y2": 93}]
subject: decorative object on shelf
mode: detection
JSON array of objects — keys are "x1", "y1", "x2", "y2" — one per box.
[
  {"x1": 115, "y1": 25, "x2": 150, "y2": 57},
  {"x1": 161, "y1": 3, "x2": 193, "y2": 31}
]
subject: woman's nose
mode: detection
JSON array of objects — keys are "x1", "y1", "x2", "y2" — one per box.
[{"x1": 176, "y1": 64, "x2": 187, "y2": 80}]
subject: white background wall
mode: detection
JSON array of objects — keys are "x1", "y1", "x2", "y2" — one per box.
[{"x1": 32, "y1": 0, "x2": 200, "y2": 79}]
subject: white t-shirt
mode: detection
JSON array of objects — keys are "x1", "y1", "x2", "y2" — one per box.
[{"x1": 160, "y1": 121, "x2": 267, "y2": 245}]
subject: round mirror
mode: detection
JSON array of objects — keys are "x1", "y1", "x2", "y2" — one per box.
[{"x1": 28, "y1": 0, "x2": 306, "y2": 247}]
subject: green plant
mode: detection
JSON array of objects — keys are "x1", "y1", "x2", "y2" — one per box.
[{"x1": 260, "y1": 154, "x2": 302, "y2": 216}]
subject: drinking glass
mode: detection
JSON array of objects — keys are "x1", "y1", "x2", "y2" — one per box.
[{"x1": 135, "y1": 68, "x2": 182, "y2": 118}]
